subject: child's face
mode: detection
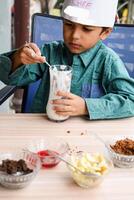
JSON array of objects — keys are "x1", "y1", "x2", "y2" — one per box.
[{"x1": 63, "y1": 19, "x2": 111, "y2": 54}]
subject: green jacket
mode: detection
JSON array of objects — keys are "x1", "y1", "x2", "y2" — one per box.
[{"x1": 1, "y1": 40, "x2": 134, "y2": 119}]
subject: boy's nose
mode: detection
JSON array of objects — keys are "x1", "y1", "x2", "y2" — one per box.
[{"x1": 71, "y1": 28, "x2": 81, "y2": 40}]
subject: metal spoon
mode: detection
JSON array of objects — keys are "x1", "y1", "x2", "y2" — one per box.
[
  {"x1": 47, "y1": 150, "x2": 99, "y2": 177},
  {"x1": 92, "y1": 133, "x2": 109, "y2": 148},
  {"x1": 23, "y1": 148, "x2": 98, "y2": 177},
  {"x1": 45, "y1": 61, "x2": 53, "y2": 69}
]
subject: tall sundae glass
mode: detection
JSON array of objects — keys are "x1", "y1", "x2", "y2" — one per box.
[{"x1": 46, "y1": 65, "x2": 72, "y2": 122}]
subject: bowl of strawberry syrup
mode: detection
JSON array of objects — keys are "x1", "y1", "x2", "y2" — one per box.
[
  {"x1": 37, "y1": 150, "x2": 60, "y2": 168},
  {"x1": 26, "y1": 138, "x2": 68, "y2": 168}
]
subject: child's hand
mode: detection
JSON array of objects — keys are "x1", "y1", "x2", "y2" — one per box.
[
  {"x1": 12, "y1": 42, "x2": 46, "y2": 71},
  {"x1": 51, "y1": 91, "x2": 88, "y2": 117}
]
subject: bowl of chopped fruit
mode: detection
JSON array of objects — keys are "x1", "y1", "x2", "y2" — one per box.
[
  {"x1": 106, "y1": 136, "x2": 134, "y2": 168},
  {"x1": 66, "y1": 151, "x2": 112, "y2": 188},
  {"x1": 0, "y1": 150, "x2": 41, "y2": 189},
  {"x1": 26, "y1": 138, "x2": 68, "y2": 168}
]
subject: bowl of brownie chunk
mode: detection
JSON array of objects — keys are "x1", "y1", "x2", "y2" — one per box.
[{"x1": 0, "y1": 150, "x2": 41, "y2": 189}]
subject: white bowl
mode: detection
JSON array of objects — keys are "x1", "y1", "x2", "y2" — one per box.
[{"x1": 106, "y1": 136, "x2": 134, "y2": 168}]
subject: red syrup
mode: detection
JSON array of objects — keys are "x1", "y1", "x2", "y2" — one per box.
[{"x1": 37, "y1": 150, "x2": 60, "y2": 168}]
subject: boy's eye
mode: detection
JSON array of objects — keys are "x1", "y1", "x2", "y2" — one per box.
[
  {"x1": 64, "y1": 22, "x2": 73, "y2": 26},
  {"x1": 83, "y1": 27, "x2": 94, "y2": 32}
]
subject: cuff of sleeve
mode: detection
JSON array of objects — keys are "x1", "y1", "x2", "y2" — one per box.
[
  {"x1": 0, "y1": 56, "x2": 12, "y2": 83},
  {"x1": 2, "y1": 49, "x2": 17, "y2": 58},
  {"x1": 85, "y1": 98, "x2": 108, "y2": 120}
]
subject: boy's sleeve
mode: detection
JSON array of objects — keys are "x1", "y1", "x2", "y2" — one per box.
[
  {"x1": 0, "y1": 49, "x2": 18, "y2": 83},
  {"x1": 85, "y1": 59, "x2": 134, "y2": 120},
  {"x1": 0, "y1": 55, "x2": 12, "y2": 83},
  {"x1": 0, "y1": 50, "x2": 46, "y2": 86}
]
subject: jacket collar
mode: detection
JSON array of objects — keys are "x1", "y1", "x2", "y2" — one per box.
[
  {"x1": 64, "y1": 40, "x2": 102, "y2": 68},
  {"x1": 79, "y1": 40, "x2": 102, "y2": 68}
]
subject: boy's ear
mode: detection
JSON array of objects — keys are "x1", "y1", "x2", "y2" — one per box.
[{"x1": 100, "y1": 28, "x2": 112, "y2": 40}]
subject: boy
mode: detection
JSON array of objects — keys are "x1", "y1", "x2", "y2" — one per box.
[{"x1": 0, "y1": 0, "x2": 134, "y2": 119}]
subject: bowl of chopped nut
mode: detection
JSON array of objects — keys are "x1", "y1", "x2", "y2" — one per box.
[
  {"x1": 106, "y1": 136, "x2": 134, "y2": 168},
  {"x1": 0, "y1": 150, "x2": 41, "y2": 189}
]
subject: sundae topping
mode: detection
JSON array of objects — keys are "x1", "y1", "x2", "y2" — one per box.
[
  {"x1": 110, "y1": 138, "x2": 134, "y2": 155},
  {"x1": 37, "y1": 150, "x2": 60, "y2": 168},
  {"x1": 0, "y1": 159, "x2": 33, "y2": 175},
  {"x1": 68, "y1": 152, "x2": 110, "y2": 188},
  {"x1": 70, "y1": 152, "x2": 109, "y2": 176}
]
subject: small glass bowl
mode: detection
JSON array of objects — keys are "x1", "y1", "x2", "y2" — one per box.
[
  {"x1": 106, "y1": 137, "x2": 134, "y2": 168},
  {"x1": 66, "y1": 151, "x2": 112, "y2": 188},
  {"x1": 26, "y1": 138, "x2": 68, "y2": 168},
  {"x1": 0, "y1": 150, "x2": 41, "y2": 189}
]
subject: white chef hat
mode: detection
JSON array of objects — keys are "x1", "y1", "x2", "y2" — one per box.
[{"x1": 62, "y1": 0, "x2": 118, "y2": 27}]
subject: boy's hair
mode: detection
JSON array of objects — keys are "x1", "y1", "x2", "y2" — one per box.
[{"x1": 102, "y1": 27, "x2": 111, "y2": 32}]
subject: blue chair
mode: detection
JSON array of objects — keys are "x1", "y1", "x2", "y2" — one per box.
[
  {"x1": 103, "y1": 24, "x2": 134, "y2": 78},
  {"x1": 31, "y1": 13, "x2": 63, "y2": 48}
]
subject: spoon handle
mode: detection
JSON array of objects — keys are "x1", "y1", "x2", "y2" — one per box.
[
  {"x1": 57, "y1": 155, "x2": 81, "y2": 172},
  {"x1": 56, "y1": 154, "x2": 98, "y2": 177},
  {"x1": 46, "y1": 150, "x2": 82, "y2": 173},
  {"x1": 45, "y1": 61, "x2": 52, "y2": 69},
  {"x1": 93, "y1": 133, "x2": 108, "y2": 147}
]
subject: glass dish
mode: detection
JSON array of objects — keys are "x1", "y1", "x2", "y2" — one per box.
[
  {"x1": 106, "y1": 136, "x2": 134, "y2": 168},
  {"x1": 26, "y1": 138, "x2": 69, "y2": 168},
  {"x1": 66, "y1": 151, "x2": 112, "y2": 188},
  {"x1": 0, "y1": 150, "x2": 41, "y2": 189}
]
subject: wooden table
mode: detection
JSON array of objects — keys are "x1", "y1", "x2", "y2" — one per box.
[{"x1": 0, "y1": 114, "x2": 134, "y2": 200}]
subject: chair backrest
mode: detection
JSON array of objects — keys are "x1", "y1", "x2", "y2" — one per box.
[
  {"x1": 22, "y1": 13, "x2": 63, "y2": 112},
  {"x1": 31, "y1": 13, "x2": 63, "y2": 47},
  {"x1": 22, "y1": 15, "x2": 134, "y2": 112},
  {"x1": 103, "y1": 24, "x2": 134, "y2": 78}
]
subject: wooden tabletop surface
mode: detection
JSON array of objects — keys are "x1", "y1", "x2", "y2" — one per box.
[{"x1": 0, "y1": 114, "x2": 134, "y2": 200}]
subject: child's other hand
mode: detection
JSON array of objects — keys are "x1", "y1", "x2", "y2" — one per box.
[
  {"x1": 51, "y1": 91, "x2": 88, "y2": 117},
  {"x1": 12, "y1": 42, "x2": 46, "y2": 71}
]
